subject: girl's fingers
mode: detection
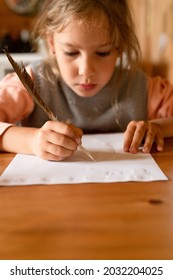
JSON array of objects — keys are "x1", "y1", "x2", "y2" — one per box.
[
  {"x1": 124, "y1": 121, "x2": 147, "y2": 153},
  {"x1": 152, "y1": 132, "x2": 164, "y2": 152},
  {"x1": 124, "y1": 121, "x2": 164, "y2": 154},
  {"x1": 142, "y1": 129, "x2": 155, "y2": 153},
  {"x1": 142, "y1": 123, "x2": 164, "y2": 153},
  {"x1": 37, "y1": 150, "x2": 66, "y2": 161},
  {"x1": 46, "y1": 142, "x2": 74, "y2": 158},
  {"x1": 35, "y1": 135, "x2": 75, "y2": 160},
  {"x1": 34, "y1": 121, "x2": 83, "y2": 160},
  {"x1": 123, "y1": 121, "x2": 137, "y2": 152},
  {"x1": 47, "y1": 131, "x2": 78, "y2": 151},
  {"x1": 129, "y1": 121, "x2": 147, "y2": 153},
  {"x1": 43, "y1": 121, "x2": 83, "y2": 143}
]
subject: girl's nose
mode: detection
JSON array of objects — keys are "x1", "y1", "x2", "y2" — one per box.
[{"x1": 78, "y1": 56, "x2": 95, "y2": 77}]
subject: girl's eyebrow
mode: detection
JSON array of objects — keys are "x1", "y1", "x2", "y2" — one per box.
[
  {"x1": 59, "y1": 42, "x2": 80, "y2": 47},
  {"x1": 59, "y1": 42, "x2": 113, "y2": 48}
]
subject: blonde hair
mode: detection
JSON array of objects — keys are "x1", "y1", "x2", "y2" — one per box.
[{"x1": 32, "y1": 0, "x2": 141, "y2": 75}]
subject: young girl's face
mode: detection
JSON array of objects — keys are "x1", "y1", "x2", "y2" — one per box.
[{"x1": 48, "y1": 15, "x2": 119, "y2": 98}]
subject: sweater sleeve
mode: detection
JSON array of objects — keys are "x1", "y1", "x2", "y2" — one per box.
[
  {"x1": 147, "y1": 76, "x2": 173, "y2": 119},
  {"x1": 0, "y1": 66, "x2": 35, "y2": 135}
]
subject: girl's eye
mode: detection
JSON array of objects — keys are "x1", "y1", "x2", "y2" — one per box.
[
  {"x1": 96, "y1": 51, "x2": 111, "y2": 57},
  {"x1": 64, "y1": 51, "x2": 79, "y2": 56}
]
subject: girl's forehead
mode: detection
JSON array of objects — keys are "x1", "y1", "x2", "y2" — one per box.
[
  {"x1": 57, "y1": 15, "x2": 111, "y2": 43},
  {"x1": 58, "y1": 11, "x2": 109, "y2": 31},
  {"x1": 75, "y1": 14, "x2": 109, "y2": 29}
]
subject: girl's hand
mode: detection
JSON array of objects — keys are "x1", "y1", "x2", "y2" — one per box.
[
  {"x1": 123, "y1": 120, "x2": 164, "y2": 154},
  {"x1": 32, "y1": 121, "x2": 83, "y2": 161}
]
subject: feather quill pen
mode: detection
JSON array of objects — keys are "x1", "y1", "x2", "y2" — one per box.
[{"x1": 3, "y1": 47, "x2": 95, "y2": 161}]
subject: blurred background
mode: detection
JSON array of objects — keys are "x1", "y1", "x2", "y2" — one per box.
[
  {"x1": 130, "y1": 0, "x2": 173, "y2": 81},
  {"x1": 0, "y1": 0, "x2": 173, "y2": 81}
]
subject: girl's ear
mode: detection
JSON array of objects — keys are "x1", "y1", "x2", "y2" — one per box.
[{"x1": 47, "y1": 33, "x2": 55, "y2": 54}]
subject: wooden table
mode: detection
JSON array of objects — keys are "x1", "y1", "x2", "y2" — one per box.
[{"x1": 0, "y1": 138, "x2": 173, "y2": 260}]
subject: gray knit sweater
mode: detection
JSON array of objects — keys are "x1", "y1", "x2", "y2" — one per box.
[{"x1": 22, "y1": 61, "x2": 147, "y2": 133}]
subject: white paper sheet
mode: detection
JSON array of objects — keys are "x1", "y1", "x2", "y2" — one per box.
[{"x1": 0, "y1": 133, "x2": 168, "y2": 185}]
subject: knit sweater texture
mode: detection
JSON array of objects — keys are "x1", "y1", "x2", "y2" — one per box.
[{"x1": 22, "y1": 61, "x2": 147, "y2": 133}]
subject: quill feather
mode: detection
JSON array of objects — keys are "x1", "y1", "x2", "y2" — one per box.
[{"x1": 3, "y1": 47, "x2": 95, "y2": 161}]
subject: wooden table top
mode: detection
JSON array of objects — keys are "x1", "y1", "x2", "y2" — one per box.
[{"x1": 0, "y1": 138, "x2": 173, "y2": 260}]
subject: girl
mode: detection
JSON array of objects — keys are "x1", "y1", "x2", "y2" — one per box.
[{"x1": 0, "y1": 0, "x2": 173, "y2": 161}]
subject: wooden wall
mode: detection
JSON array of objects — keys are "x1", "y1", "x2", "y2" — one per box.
[{"x1": 130, "y1": 0, "x2": 173, "y2": 81}]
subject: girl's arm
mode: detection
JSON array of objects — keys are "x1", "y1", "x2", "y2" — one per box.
[
  {"x1": 0, "y1": 69, "x2": 35, "y2": 129},
  {"x1": 147, "y1": 76, "x2": 173, "y2": 119},
  {"x1": 0, "y1": 69, "x2": 82, "y2": 161},
  {"x1": 0, "y1": 121, "x2": 83, "y2": 161}
]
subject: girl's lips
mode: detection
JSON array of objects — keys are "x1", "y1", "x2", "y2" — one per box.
[{"x1": 77, "y1": 83, "x2": 96, "y2": 91}]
